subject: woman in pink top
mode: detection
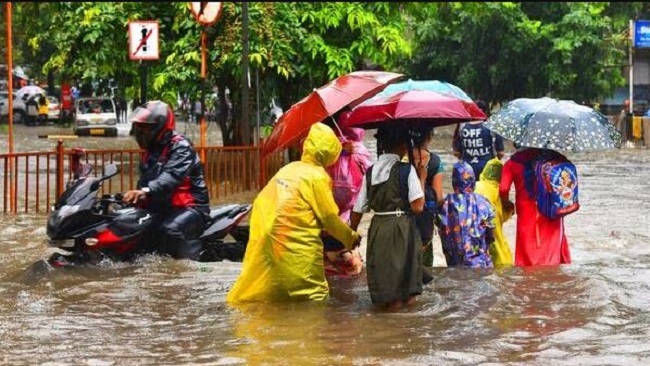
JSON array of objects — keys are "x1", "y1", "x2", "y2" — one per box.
[{"x1": 499, "y1": 147, "x2": 571, "y2": 266}]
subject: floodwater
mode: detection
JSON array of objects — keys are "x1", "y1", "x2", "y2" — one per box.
[{"x1": 2, "y1": 124, "x2": 650, "y2": 365}]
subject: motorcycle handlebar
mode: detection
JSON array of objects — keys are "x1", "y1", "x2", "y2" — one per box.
[{"x1": 99, "y1": 192, "x2": 125, "y2": 205}]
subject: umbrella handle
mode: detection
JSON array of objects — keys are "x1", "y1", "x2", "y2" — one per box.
[{"x1": 330, "y1": 116, "x2": 347, "y2": 143}]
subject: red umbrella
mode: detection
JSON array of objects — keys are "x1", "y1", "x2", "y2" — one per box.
[
  {"x1": 340, "y1": 89, "x2": 486, "y2": 129},
  {"x1": 261, "y1": 71, "x2": 404, "y2": 157}
]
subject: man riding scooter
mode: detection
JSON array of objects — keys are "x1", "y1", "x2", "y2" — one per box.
[{"x1": 123, "y1": 101, "x2": 211, "y2": 260}]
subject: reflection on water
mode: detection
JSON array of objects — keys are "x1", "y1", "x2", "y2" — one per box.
[{"x1": 1, "y1": 127, "x2": 650, "y2": 364}]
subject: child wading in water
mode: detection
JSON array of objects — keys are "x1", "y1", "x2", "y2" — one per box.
[
  {"x1": 350, "y1": 125, "x2": 426, "y2": 311},
  {"x1": 438, "y1": 161, "x2": 495, "y2": 268},
  {"x1": 474, "y1": 158, "x2": 514, "y2": 266}
]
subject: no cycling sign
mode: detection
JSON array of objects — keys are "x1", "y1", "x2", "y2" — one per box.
[{"x1": 128, "y1": 21, "x2": 160, "y2": 61}]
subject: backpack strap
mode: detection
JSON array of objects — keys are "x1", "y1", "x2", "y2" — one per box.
[{"x1": 397, "y1": 162, "x2": 412, "y2": 212}]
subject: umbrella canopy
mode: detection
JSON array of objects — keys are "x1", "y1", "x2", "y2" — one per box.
[
  {"x1": 374, "y1": 79, "x2": 473, "y2": 101},
  {"x1": 484, "y1": 97, "x2": 622, "y2": 152},
  {"x1": 340, "y1": 89, "x2": 486, "y2": 130},
  {"x1": 261, "y1": 71, "x2": 404, "y2": 157},
  {"x1": 16, "y1": 85, "x2": 45, "y2": 99}
]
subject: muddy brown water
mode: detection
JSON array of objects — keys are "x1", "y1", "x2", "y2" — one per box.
[{"x1": 1, "y1": 123, "x2": 650, "y2": 365}]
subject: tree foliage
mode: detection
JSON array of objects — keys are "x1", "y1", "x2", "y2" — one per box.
[
  {"x1": 406, "y1": 2, "x2": 648, "y2": 106},
  {"x1": 3, "y1": 2, "x2": 650, "y2": 145}
]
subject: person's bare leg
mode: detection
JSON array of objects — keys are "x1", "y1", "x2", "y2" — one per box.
[
  {"x1": 405, "y1": 295, "x2": 418, "y2": 307},
  {"x1": 386, "y1": 300, "x2": 403, "y2": 312}
]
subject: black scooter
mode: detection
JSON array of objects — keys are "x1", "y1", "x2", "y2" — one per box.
[{"x1": 44, "y1": 163, "x2": 251, "y2": 268}]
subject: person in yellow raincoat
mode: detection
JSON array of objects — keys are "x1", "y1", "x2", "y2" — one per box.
[
  {"x1": 474, "y1": 158, "x2": 514, "y2": 266},
  {"x1": 37, "y1": 93, "x2": 50, "y2": 125},
  {"x1": 227, "y1": 122, "x2": 361, "y2": 303}
]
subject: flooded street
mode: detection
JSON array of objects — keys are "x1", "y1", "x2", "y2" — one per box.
[{"x1": 2, "y1": 124, "x2": 650, "y2": 365}]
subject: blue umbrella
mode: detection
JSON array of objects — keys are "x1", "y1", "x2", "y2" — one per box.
[
  {"x1": 484, "y1": 97, "x2": 621, "y2": 152},
  {"x1": 373, "y1": 79, "x2": 473, "y2": 101}
]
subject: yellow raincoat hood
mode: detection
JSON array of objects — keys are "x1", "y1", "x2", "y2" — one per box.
[
  {"x1": 475, "y1": 158, "x2": 513, "y2": 266},
  {"x1": 227, "y1": 122, "x2": 358, "y2": 303},
  {"x1": 301, "y1": 122, "x2": 342, "y2": 168}
]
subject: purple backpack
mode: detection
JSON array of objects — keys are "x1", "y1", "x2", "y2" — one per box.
[{"x1": 534, "y1": 155, "x2": 580, "y2": 219}]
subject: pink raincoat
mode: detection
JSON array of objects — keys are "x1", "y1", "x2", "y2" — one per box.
[
  {"x1": 326, "y1": 127, "x2": 373, "y2": 222},
  {"x1": 323, "y1": 126, "x2": 372, "y2": 276}
]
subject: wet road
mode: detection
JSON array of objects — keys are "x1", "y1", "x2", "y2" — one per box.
[{"x1": 1, "y1": 124, "x2": 650, "y2": 365}]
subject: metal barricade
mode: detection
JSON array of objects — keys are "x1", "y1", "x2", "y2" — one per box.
[{"x1": 0, "y1": 141, "x2": 286, "y2": 214}]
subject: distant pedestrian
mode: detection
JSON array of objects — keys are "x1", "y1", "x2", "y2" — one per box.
[
  {"x1": 114, "y1": 97, "x2": 123, "y2": 123},
  {"x1": 71, "y1": 85, "x2": 80, "y2": 101},
  {"x1": 193, "y1": 100, "x2": 202, "y2": 124},
  {"x1": 616, "y1": 100, "x2": 630, "y2": 140},
  {"x1": 37, "y1": 93, "x2": 49, "y2": 126}
]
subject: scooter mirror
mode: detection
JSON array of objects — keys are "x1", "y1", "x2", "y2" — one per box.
[
  {"x1": 103, "y1": 164, "x2": 118, "y2": 178},
  {"x1": 77, "y1": 164, "x2": 93, "y2": 178}
]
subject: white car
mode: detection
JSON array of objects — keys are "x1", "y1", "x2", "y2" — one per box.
[
  {"x1": 0, "y1": 91, "x2": 29, "y2": 124},
  {"x1": 73, "y1": 97, "x2": 118, "y2": 137}
]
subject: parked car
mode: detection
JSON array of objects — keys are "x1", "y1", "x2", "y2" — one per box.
[
  {"x1": 0, "y1": 91, "x2": 28, "y2": 124},
  {"x1": 73, "y1": 97, "x2": 118, "y2": 137}
]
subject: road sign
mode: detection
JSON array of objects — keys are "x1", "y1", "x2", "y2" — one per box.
[
  {"x1": 189, "y1": 2, "x2": 223, "y2": 26},
  {"x1": 128, "y1": 21, "x2": 159, "y2": 60},
  {"x1": 634, "y1": 20, "x2": 650, "y2": 48}
]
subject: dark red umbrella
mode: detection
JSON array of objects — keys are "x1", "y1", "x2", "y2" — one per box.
[
  {"x1": 261, "y1": 71, "x2": 404, "y2": 157},
  {"x1": 340, "y1": 89, "x2": 486, "y2": 129}
]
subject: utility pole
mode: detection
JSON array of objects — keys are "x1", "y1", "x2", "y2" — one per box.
[
  {"x1": 188, "y1": 2, "x2": 223, "y2": 159},
  {"x1": 5, "y1": 2, "x2": 15, "y2": 212},
  {"x1": 241, "y1": 1, "x2": 250, "y2": 144}
]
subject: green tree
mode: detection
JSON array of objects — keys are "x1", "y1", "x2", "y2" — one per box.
[
  {"x1": 407, "y1": 2, "x2": 641, "y2": 106},
  {"x1": 158, "y1": 2, "x2": 413, "y2": 145},
  {"x1": 12, "y1": 2, "x2": 411, "y2": 145}
]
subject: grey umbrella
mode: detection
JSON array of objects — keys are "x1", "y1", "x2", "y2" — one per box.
[{"x1": 484, "y1": 97, "x2": 622, "y2": 152}]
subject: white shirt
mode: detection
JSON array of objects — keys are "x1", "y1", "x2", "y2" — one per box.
[{"x1": 352, "y1": 153, "x2": 424, "y2": 213}]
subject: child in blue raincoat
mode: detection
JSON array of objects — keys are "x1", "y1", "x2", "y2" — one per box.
[{"x1": 437, "y1": 161, "x2": 495, "y2": 268}]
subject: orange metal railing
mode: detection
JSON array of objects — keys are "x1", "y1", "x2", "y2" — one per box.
[{"x1": 0, "y1": 140, "x2": 286, "y2": 214}]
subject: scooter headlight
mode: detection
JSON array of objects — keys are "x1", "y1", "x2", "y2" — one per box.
[{"x1": 85, "y1": 238, "x2": 99, "y2": 246}]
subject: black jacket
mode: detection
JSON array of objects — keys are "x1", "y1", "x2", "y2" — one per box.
[{"x1": 138, "y1": 131, "x2": 210, "y2": 216}]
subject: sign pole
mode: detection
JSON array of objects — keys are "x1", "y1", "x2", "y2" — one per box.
[
  {"x1": 188, "y1": 2, "x2": 223, "y2": 161},
  {"x1": 140, "y1": 60, "x2": 147, "y2": 106}
]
